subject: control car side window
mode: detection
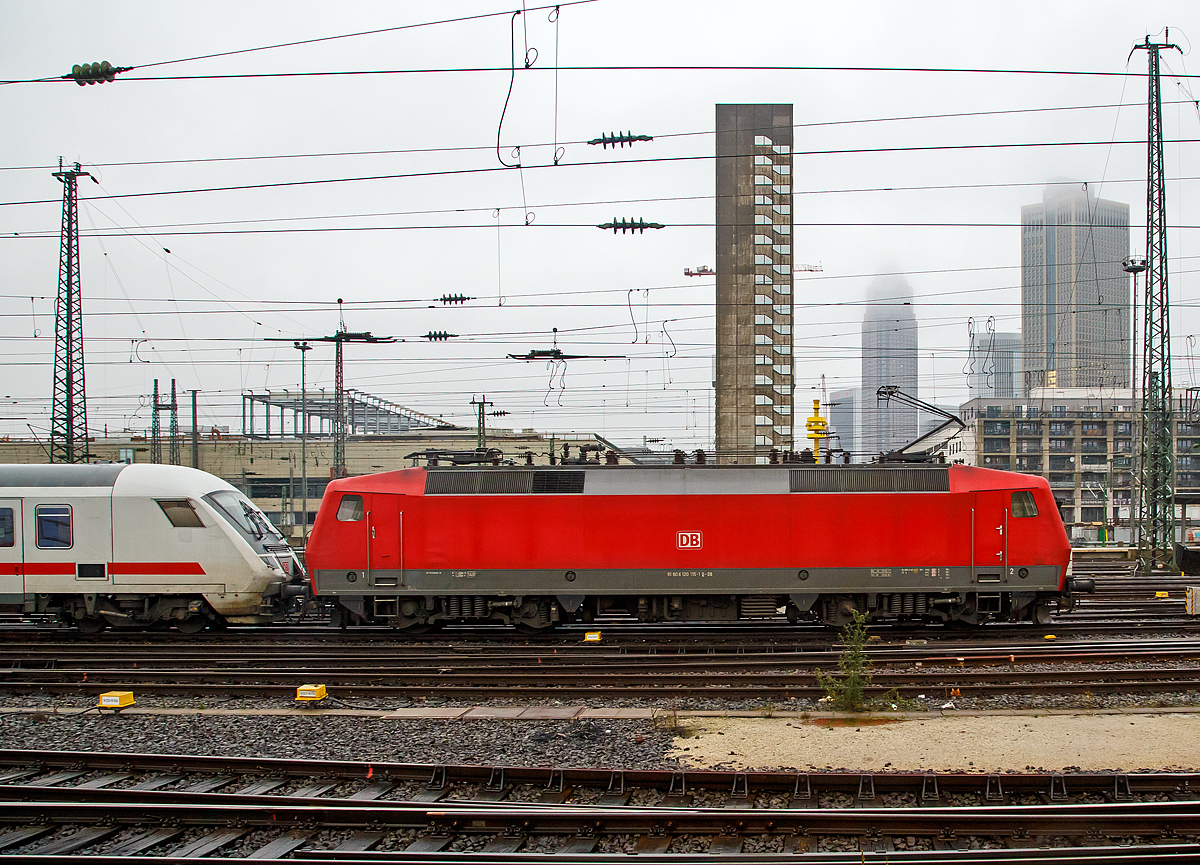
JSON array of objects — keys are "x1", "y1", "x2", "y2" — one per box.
[
  {"x1": 0, "y1": 508, "x2": 13, "y2": 547},
  {"x1": 35, "y1": 505, "x2": 72, "y2": 549},
  {"x1": 157, "y1": 499, "x2": 205, "y2": 528}
]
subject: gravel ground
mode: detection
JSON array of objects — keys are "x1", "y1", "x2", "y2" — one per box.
[{"x1": 0, "y1": 711, "x2": 681, "y2": 769}]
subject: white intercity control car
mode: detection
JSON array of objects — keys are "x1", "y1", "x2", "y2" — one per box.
[{"x1": 0, "y1": 463, "x2": 307, "y2": 633}]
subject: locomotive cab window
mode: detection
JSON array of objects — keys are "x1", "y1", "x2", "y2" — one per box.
[
  {"x1": 336, "y1": 495, "x2": 364, "y2": 522},
  {"x1": 157, "y1": 499, "x2": 204, "y2": 528},
  {"x1": 0, "y1": 508, "x2": 13, "y2": 547},
  {"x1": 1012, "y1": 491, "x2": 1038, "y2": 518},
  {"x1": 35, "y1": 505, "x2": 72, "y2": 549}
]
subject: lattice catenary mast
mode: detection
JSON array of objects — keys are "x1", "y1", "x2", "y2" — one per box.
[
  {"x1": 150, "y1": 379, "x2": 180, "y2": 465},
  {"x1": 320, "y1": 300, "x2": 394, "y2": 478},
  {"x1": 1133, "y1": 31, "x2": 1181, "y2": 572},
  {"x1": 50, "y1": 159, "x2": 90, "y2": 463}
]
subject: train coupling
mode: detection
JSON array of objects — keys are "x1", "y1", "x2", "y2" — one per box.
[{"x1": 280, "y1": 583, "x2": 310, "y2": 600}]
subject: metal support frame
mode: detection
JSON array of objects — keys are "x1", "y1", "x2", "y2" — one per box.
[
  {"x1": 334, "y1": 333, "x2": 346, "y2": 475},
  {"x1": 151, "y1": 378, "x2": 179, "y2": 465},
  {"x1": 190, "y1": 389, "x2": 199, "y2": 468},
  {"x1": 151, "y1": 380, "x2": 161, "y2": 464},
  {"x1": 266, "y1": 299, "x2": 395, "y2": 479},
  {"x1": 471, "y1": 395, "x2": 493, "y2": 449},
  {"x1": 50, "y1": 159, "x2": 90, "y2": 463},
  {"x1": 1133, "y1": 33, "x2": 1181, "y2": 572},
  {"x1": 294, "y1": 341, "x2": 311, "y2": 540},
  {"x1": 168, "y1": 379, "x2": 180, "y2": 466}
]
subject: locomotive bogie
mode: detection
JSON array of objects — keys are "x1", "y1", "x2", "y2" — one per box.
[{"x1": 0, "y1": 464, "x2": 306, "y2": 633}]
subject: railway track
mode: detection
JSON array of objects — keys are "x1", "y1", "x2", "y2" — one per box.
[
  {"x1": 0, "y1": 637, "x2": 1199, "y2": 701},
  {"x1": 0, "y1": 750, "x2": 1196, "y2": 860}
]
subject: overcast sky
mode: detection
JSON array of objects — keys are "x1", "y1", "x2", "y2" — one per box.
[{"x1": 2, "y1": 1, "x2": 1198, "y2": 453}]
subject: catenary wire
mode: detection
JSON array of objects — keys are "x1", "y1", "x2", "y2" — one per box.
[
  {"x1": 3, "y1": 98, "x2": 1195, "y2": 173},
  {"x1": 3, "y1": 138, "x2": 1197, "y2": 210}
]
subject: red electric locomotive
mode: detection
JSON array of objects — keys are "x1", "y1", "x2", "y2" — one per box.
[{"x1": 305, "y1": 462, "x2": 1085, "y2": 630}]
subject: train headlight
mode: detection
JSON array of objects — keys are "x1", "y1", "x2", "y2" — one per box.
[{"x1": 259, "y1": 554, "x2": 283, "y2": 572}]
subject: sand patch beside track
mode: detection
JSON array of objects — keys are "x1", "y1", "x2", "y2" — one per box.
[{"x1": 669, "y1": 712, "x2": 1200, "y2": 772}]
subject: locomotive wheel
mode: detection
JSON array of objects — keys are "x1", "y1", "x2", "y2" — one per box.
[
  {"x1": 397, "y1": 622, "x2": 434, "y2": 635},
  {"x1": 514, "y1": 622, "x2": 556, "y2": 634},
  {"x1": 1032, "y1": 602, "x2": 1055, "y2": 626},
  {"x1": 176, "y1": 615, "x2": 208, "y2": 635},
  {"x1": 74, "y1": 616, "x2": 107, "y2": 635}
]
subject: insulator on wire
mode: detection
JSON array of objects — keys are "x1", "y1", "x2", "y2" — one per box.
[
  {"x1": 588, "y1": 131, "x2": 653, "y2": 148},
  {"x1": 597, "y1": 217, "x2": 665, "y2": 234},
  {"x1": 68, "y1": 60, "x2": 127, "y2": 86},
  {"x1": 440, "y1": 294, "x2": 472, "y2": 305},
  {"x1": 423, "y1": 331, "x2": 457, "y2": 342}
]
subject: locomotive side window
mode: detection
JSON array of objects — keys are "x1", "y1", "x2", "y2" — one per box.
[
  {"x1": 1012, "y1": 491, "x2": 1038, "y2": 517},
  {"x1": 336, "y1": 495, "x2": 364, "y2": 522},
  {"x1": 35, "y1": 505, "x2": 72, "y2": 549},
  {"x1": 0, "y1": 508, "x2": 12, "y2": 547},
  {"x1": 157, "y1": 499, "x2": 205, "y2": 528}
]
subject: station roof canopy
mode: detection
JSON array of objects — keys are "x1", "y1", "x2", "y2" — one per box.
[{"x1": 246, "y1": 388, "x2": 459, "y2": 435}]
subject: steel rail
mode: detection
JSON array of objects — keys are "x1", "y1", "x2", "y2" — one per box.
[
  {"x1": 1, "y1": 656, "x2": 1199, "y2": 692},
  {"x1": 1, "y1": 635, "x2": 1200, "y2": 662},
  {"x1": 3, "y1": 647, "x2": 1200, "y2": 672},
  {"x1": 5, "y1": 748, "x2": 1200, "y2": 795},
  {"x1": 0, "y1": 751, "x2": 1197, "y2": 860},
  {"x1": 2, "y1": 797, "x2": 1199, "y2": 833},
  {"x1": 0, "y1": 794, "x2": 1198, "y2": 861}
]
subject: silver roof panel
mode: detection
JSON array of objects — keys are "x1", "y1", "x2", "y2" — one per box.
[{"x1": 0, "y1": 463, "x2": 129, "y2": 488}]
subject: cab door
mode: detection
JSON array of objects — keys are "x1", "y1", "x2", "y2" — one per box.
[
  {"x1": 0, "y1": 500, "x2": 23, "y2": 600},
  {"x1": 367, "y1": 494, "x2": 403, "y2": 588},
  {"x1": 973, "y1": 491, "x2": 1008, "y2": 583}
]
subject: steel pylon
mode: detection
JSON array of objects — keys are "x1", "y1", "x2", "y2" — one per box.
[
  {"x1": 49, "y1": 159, "x2": 90, "y2": 463},
  {"x1": 1133, "y1": 33, "x2": 1180, "y2": 571}
]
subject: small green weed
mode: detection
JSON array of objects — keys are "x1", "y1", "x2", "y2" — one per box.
[{"x1": 815, "y1": 609, "x2": 871, "y2": 712}]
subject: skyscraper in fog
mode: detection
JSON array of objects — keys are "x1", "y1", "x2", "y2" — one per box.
[
  {"x1": 861, "y1": 276, "x2": 918, "y2": 457},
  {"x1": 828, "y1": 387, "x2": 861, "y2": 460},
  {"x1": 967, "y1": 331, "x2": 1023, "y2": 398},
  {"x1": 714, "y1": 104, "x2": 794, "y2": 464},
  {"x1": 1021, "y1": 184, "x2": 1130, "y2": 394}
]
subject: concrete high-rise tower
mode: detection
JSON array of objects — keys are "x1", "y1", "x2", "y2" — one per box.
[
  {"x1": 714, "y1": 104, "x2": 794, "y2": 464},
  {"x1": 1021, "y1": 184, "x2": 1130, "y2": 394},
  {"x1": 861, "y1": 276, "x2": 918, "y2": 457}
]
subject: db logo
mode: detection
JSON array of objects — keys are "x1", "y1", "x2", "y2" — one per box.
[{"x1": 677, "y1": 531, "x2": 703, "y2": 549}]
